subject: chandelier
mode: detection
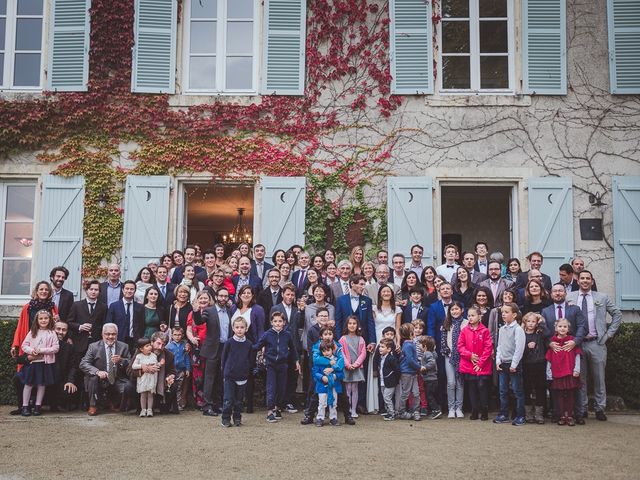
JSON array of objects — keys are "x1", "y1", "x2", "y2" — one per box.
[{"x1": 223, "y1": 208, "x2": 252, "y2": 244}]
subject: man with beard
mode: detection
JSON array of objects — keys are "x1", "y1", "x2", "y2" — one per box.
[{"x1": 50, "y1": 266, "x2": 74, "y2": 322}]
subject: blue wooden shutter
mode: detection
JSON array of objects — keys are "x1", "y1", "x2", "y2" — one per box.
[
  {"x1": 262, "y1": 0, "x2": 306, "y2": 95},
  {"x1": 527, "y1": 177, "x2": 573, "y2": 277},
  {"x1": 122, "y1": 176, "x2": 171, "y2": 280},
  {"x1": 47, "y1": 0, "x2": 91, "y2": 91},
  {"x1": 38, "y1": 175, "x2": 85, "y2": 299},
  {"x1": 387, "y1": 177, "x2": 434, "y2": 265},
  {"x1": 258, "y1": 176, "x2": 306, "y2": 257},
  {"x1": 390, "y1": 0, "x2": 433, "y2": 94},
  {"x1": 522, "y1": 0, "x2": 566, "y2": 94},
  {"x1": 608, "y1": 0, "x2": 640, "y2": 94},
  {"x1": 612, "y1": 176, "x2": 640, "y2": 310},
  {"x1": 131, "y1": 0, "x2": 177, "y2": 93}
]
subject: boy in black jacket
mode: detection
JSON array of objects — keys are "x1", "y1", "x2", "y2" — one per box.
[
  {"x1": 376, "y1": 338, "x2": 400, "y2": 421},
  {"x1": 221, "y1": 317, "x2": 252, "y2": 427}
]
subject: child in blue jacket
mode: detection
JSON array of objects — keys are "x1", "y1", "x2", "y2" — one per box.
[
  {"x1": 312, "y1": 340, "x2": 344, "y2": 426},
  {"x1": 165, "y1": 327, "x2": 191, "y2": 413},
  {"x1": 253, "y1": 311, "x2": 300, "y2": 423},
  {"x1": 398, "y1": 323, "x2": 421, "y2": 421}
]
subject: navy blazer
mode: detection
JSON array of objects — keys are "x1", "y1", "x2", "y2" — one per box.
[
  {"x1": 56, "y1": 288, "x2": 75, "y2": 322},
  {"x1": 105, "y1": 299, "x2": 144, "y2": 342},
  {"x1": 291, "y1": 269, "x2": 310, "y2": 297},
  {"x1": 401, "y1": 302, "x2": 429, "y2": 326},
  {"x1": 156, "y1": 282, "x2": 176, "y2": 307},
  {"x1": 427, "y1": 300, "x2": 449, "y2": 354},
  {"x1": 540, "y1": 303, "x2": 587, "y2": 345},
  {"x1": 250, "y1": 260, "x2": 274, "y2": 281},
  {"x1": 232, "y1": 273, "x2": 263, "y2": 295},
  {"x1": 334, "y1": 294, "x2": 375, "y2": 345}
]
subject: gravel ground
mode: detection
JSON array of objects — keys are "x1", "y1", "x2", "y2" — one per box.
[{"x1": 1, "y1": 406, "x2": 639, "y2": 480}]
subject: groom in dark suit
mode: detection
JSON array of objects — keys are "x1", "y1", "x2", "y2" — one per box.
[{"x1": 67, "y1": 280, "x2": 107, "y2": 358}]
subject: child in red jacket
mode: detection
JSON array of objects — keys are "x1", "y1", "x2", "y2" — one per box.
[
  {"x1": 546, "y1": 318, "x2": 582, "y2": 426},
  {"x1": 457, "y1": 306, "x2": 493, "y2": 420}
]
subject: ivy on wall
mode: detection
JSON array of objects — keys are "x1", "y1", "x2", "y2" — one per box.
[{"x1": 0, "y1": 0, "x2": 399, "y2": 275}]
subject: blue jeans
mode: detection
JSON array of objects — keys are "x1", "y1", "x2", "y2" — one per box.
[
  {"x1": 498, "y1": 363, "x2": 525, "y2": 417},
  {"x1": 222, "y1": 378, "x2": 246, "y2": 421}
]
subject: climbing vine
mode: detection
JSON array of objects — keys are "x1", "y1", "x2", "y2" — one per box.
[{"x1": 0, "y1": 0, "x2": 399, "y2": 276}]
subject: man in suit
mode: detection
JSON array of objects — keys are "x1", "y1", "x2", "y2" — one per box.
[
  {"x1": 473, "y1": 241, "x2": 489, "y2": 275},
  {"x1": 49, "y1": 320, "x2": 79, "y2": 411},
  {"x1": 567, "y1": 271, "x2": 622, "y2": 421},
  {"x1": 155, "y1": 265, "x2": 176, "y2": 307},
  {"x1": 194, "y1": 287, "x2": 231, "y2": 416},
  {"x1": 105, "y1": 280, "x2": 144, "y2": 352},
  {"x1": 408, "y1": 244, "x2": 425, "y2": 278},
  {"x1": 452, "y1": 251, "x2": 488, "y2": 285},
  {"x1": 291, "y1": 251, "x2": 312, "y2": 297},
  {"x1": 390, "y1": 253, "x2": 407, "y2": 287},
  {"x1": 570, "y1": 257, "x2": 598, "y2": 291},
  {"x1": 330, "y1": 260, "x2": 352, "y2": 302},
  {"x1": 271, "y1": 283, "x2": 304, "y2": 412},
  {"x1": 50, "y1": 266, "x2": 74, "y2": 322},
  {"x1": 99, "y1": 263, "x2": 123, "y2": 307},
  {"x1": 67, "y1": 280, "x2": 108, "y2": 358},
  {"x1": 335, "y1": 274, "x2": 376, "y2": 346},
  {"x1": 427, "y1": 282, "x2": 455, "y2": 411},
  {"x1": 480, "y1": 261, "x2": 514, "y2": 307},
  {"x1": 171, "y1": 245, "x2": 207, "y2": 284},
  {"x1": 250, "y1": 243, "x2": 274, "y2": 284},
  {"x1": 232, "y1": 256, "x2": 262, "y2": 300},
  {"x1": 401, "y1": 287, "x2": 429, "y2": 326},
  {"x1": 258, "y1": 268, "x2": 283, "y2": 324},
  {"x1": 516, "y1": 251, "x2": 552, "y2": 291},
  {"x1": 364, "y1": 264, "x2": 402, "y2": 307},
  {"x1": 79, "y1": 323, "x2": 133, "y2": 416}
]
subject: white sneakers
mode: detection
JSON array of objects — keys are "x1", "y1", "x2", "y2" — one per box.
[
  {"x1": 448, "y1": 410, "x2": 456, "y2": 419},
  {"x1": 455, "y1": 408, "x2": 464, "y2": 418},
  {"x1": 448, "y1": 408, "x2": 464, "y2": 418}
]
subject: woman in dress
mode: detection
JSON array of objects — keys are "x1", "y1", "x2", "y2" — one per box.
[
  {"x1": 473, "y1": 286, "x2": 494, "y2": 327},
  {"x1": 521, "y1": 279, "x2": 551, "y2": 315},
  {"x1": 134, "y1": 267, "x2": 156, "y2": 304},
  {"x1": 349, "y1": 246, "x2": 365, "y2": 275},
  {"x1": 180, "y1": 264, "x2": 204, "y2": 303},
  {"x1": 140, "y1": 286, "x2": 167, "y2": 339},
  {"x1": 186, "y1": 290, "x2": 212, "y2": 409},
  {"x1": 230, "y1": 285, "x2": 266, "y2": 413},
  {"x1": 452, "y1": 266, "x2": 476, "y2": 308}
]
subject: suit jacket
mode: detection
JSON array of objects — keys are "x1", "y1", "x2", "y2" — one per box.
[
  {"x1": 167, "y1": 302, "x2": 193, "y2": 332},
  {"x1": 364, "y1": 282, "x2": 402, "y2": 307},
  {"x1": 67, "y1": 299, "x2": 108, "y2": 354},
  {"x1": 194, "y1": 305, "x2": 232, "y2": 360},
  {"x1": 334, "y1": 294, "x2": 376, "y2": 345},
  {"x1": 105, "y1": 299, "x2": 144, "y2": 342},
  {"x1": 451, "y1": 270, "x2": 488, "y2": 285},
  {"x1": 270, "y1": 302, "x2": 304, "y2": 352},
  {"x1": 251, "y1": 260, "x2": 274, "y2": 282},
  {"x1": 427, "y1": 300, "x2": 451, "y2": 354},
  {"x1": 474, "y1": 260, "x2": 489, "y2": 274},
  {"x1": 98, "y1": 281, "x2": 123, "y2": 306},
  {"x1": 232, "y1": 273, "x2": 263, "y2": 296},
  {"x1": 540, "y1": 303, "x2": 587, "y2": 345},
  {"x1": 479, "y1": 278, "x2": 515, "y2": 305},
  {"x1": 55, "y1": 338, "x2": 77, "y2": 385},
  {"x1": 401, "y1": 302, "x2": 429, "y2": 326},
  {"x1": 330, "y1": 279, "x2": 351, "y2": 305},
  {"x1": 257, "y1": 287, "x2": 283, "y2": 320},
  {"x1": 156, "y1": 282, "x2": 176, "y2": 307},
  {"x1": 79, "y1": 340, "x2": 130, "y2": 380},
  {"x1": 516, "y1": 271, "x2": 552, "y2": 292},
  {"x1": 55, "y1": 288, "x2": 75, "y2": 322},
  {"x1": 291, "y1": 268, "x2": 310, "y2": 297},
  {"x1": 566, "y1": 291, "x2": 622, "y2": 345}
]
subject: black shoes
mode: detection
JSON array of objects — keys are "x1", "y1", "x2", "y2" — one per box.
[
  {"x1": 595, "y1": 410, "x2": 607, "y2": 421},
  {"x1": 344, "y1": 415, "x2": 356, "y2": 425},
  {"x1": 300, "y1": 416, "x2": 313, "y2": 425},
  {"x1": 20, "y1": 406, "x2": 31, "y2": 417},
  {"x1": 203, "y1": 408, "x2": 218, "y2": 417}
]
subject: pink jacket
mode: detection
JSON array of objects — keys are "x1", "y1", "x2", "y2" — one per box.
[
  {"x1": 338, "y1": 335, "x2": 367, "y2": 369},
  {"x1": 457, "y1": 323, "x2": 493, "y2": 376},
  {"x1": 21, "y1": 330, "x2": 59, "y2": 364}
]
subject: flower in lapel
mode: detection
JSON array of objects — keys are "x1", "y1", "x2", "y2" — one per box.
[
  {"x1": 594, "y1": 300, "x2": 603, "y2": 307},
  {"x1": 360, "y1": 299, "x2": 367, "y2": 311}
]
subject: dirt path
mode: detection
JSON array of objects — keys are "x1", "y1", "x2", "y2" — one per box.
[{"x1": 1, "y1": 406, "x2": 639, "y2": 479}]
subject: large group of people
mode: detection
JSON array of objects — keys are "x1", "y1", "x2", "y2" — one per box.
[{"x1": 9, "y1": 241, "x2": 623, "y2": 428}]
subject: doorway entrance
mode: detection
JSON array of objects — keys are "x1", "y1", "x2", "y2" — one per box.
[
  {"x1": 440, "y1": 185, "x2": 515, "y2": 262},
  {"x1": 179, "y1": 183, "x2": 254, "y2": 250}
]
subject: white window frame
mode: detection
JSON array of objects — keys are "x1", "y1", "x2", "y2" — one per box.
[
  {"x1": 0, "y1": 181, "x2": 37, "y2": 300},
  {"x1": 182, "y1": 0, "x2": 259, "y2": 95},
  {"x1": 0, "y1": 0, "x2": 46, "y2": 91},
  {"x1": 437, "y1": 0, "x2": 515, "y2": 94}
]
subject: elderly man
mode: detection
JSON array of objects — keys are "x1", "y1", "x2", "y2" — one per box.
[
  {"x1": 330, "y1": 259, "x2": 353, "y2": 301},
  {"x1": 80, "y1": 323, "x2": 133, "y2": 416},
  {"x1": 364, "y1": 263, "x2": 402, "y2": 307}
]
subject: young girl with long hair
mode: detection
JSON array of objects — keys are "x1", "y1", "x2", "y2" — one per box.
[
  {"x1": 338, "y1": 315, "x2": 366, "y2": 418},
  {"x1": 441, "y1": 301, "x2": 468, "y2": 418}
]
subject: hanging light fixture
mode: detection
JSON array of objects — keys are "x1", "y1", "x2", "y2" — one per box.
[{"x1": 223, "y1": 208, "x2": 252, "y2": 244}]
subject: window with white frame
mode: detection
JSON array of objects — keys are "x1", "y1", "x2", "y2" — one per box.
[
  {"x1": 0, "y1": 183, "x2": 36, "y2": 296},
  {"x1": 184, "y1": 0, "x2": 257, "y2": 93},
  {"x1": 0, "y1": 0, "x2": 44, "y2": 89},
  {"x1": 440, "y1": 0, "x2": 513, "y2": 92}
]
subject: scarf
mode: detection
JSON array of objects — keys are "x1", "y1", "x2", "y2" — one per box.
[{"x1": 449, "y1": 317, "x2": 463, "y2": 370}]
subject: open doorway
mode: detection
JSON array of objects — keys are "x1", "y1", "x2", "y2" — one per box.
[
  {"x1": 440, "y1": 185, "x2": 514, "y2": 262},
  {"x1": 180, "y1": 183, "x2": 254, "y2": 250}
]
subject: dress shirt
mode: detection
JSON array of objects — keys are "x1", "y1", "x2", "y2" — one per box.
[
  {"x1": 107, "y1": 282, "x2": 122, "y2": 307},
  {"x1": 350, "y1": 296, "x2": 360, "y2": 312},
  {"x1": 218, "y1": 306, "x2": 230, "y2": 343},
  {"x1": 52, "y1": 289, "x2": 61, "y2": 309}
]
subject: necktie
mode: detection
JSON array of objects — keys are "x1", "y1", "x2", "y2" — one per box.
[
  {"x1": 581, "y1": 294, "x2": 588, "y2": 319},
  {"x1": 257, "y1": 263, "x2": 264, "y2": 278},
  {"x1": 107, "y1": 345, "x2": 116, "y2": 385},
  {"x1": 491, "y1": 282, "x2": 498, "y2": 300},
  {"x1": 125, "y1": 302, "x2": 132, "y2": 335},
  {"x1": 160, "y1": 285, "x2": 166, "y2": 298},
  {"x1": 272, "y1": 290, "x2": 278, "y2": 305},
  {"x1": 298, "y1": 270, "x2": 306, "y2": 290},
  {"x1": 89, "y1": 302, "x2": 94, "y2": 315},
  {"x1": 557, "y1": 304, "x2": 563, "y2": 319},
  {"x1": 447, "y1": 265, "x2": 454, "y2": 269},
  {"x1": 343, "y1": 282, "x2": 349, "y2": 295}
]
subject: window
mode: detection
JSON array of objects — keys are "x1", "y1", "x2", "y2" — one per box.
[
  {"x1": 184, "y1": 0, "x2": 257, "y2": 93},
  {"x1": 0, "y1": 0, "x2": 44, "y2": 89},
  {"x1": 0, "y1": 183, "x2": 36, "y2": 296},
  {"x1": 440, "y1": 0, "x2": 513, "y2": 92}
]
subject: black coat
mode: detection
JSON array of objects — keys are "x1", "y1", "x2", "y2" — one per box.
[
  {"x1": 56, "y1": 288, "x2": 75, "y2": 322},
  {"x1": 67, "y1": 299, "x2": 108, "y2": 354}
]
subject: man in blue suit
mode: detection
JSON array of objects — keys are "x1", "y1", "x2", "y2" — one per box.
[
  {"x1": 541, "y1": 283, "x2": 587, "y2": 345},
  {"x1": 105, "y1": 280, "x2": 144, "y2": 352},
  {"x1": 250, "y1": 244, "x2": 274, "y2": 284},
  {"x1": 335, "y1": 275, "x2": 376, "y2": 346},
  {"x1": 427, "y1": 282, "x2": 455, "y2": 411},
  {"x1": 232, "y1": 256, "x2": 262, "y2": 299},
  {"x1": 291, "y1": 251, "x2": 311, "y2": 298}
]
